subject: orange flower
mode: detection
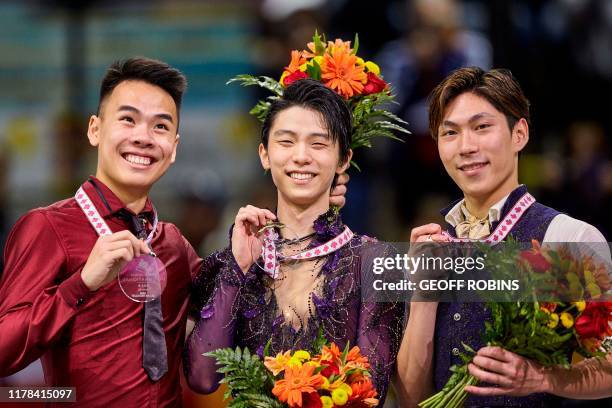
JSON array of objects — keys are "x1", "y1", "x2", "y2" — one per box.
[
  {"x1": 327, "y1": 39, "x2": 352, "y2": 54},
  {"x1": 319, "y1": 343, "x2": 342, "y2": 364},
  {"x1": 346, "y1": 346, "x2": 369, "y2": 366},
  {"x1": 348, "y1": 379, "x2": 378, "y2": 407},
  {"x1": 287, "y1": 50, "x2": 307, "y2": 73},
  {"x1": 265, "y1": 350, "x2": 292, "y2": 376},
  {"x1": 303, "y1": 42, "x2": 317, "y2": 58},
  {"x1": 272, "y1": 364, "x2": 324, "y2": 407},
  {"x1": 321, "y1": 49, "x2": 367, "y2": 99},
  {"x1": 280, "y1": 50, "x2": 308, "y2": 85}
]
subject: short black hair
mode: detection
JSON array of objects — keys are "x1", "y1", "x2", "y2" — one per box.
[
  {"x1": 261, "y1": 79, "x2": 352, "y2": 164},
  {"x1": 98, "y1": 57, "x2": 187, "y2": 116}
]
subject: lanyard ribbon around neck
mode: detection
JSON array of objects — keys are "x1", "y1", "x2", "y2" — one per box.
[{"x1": 261, "y1": 226, "x2": 354, "y2": 279}]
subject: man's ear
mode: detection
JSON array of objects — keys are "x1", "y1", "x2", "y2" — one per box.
[
  {"x1": 258, "y1": 143, "x2": 270, "y2": 170},
  {"x1": 337, "y1": 149, "x2": 353, "y2": 174},
  {"x1": 87, "y1": 115, "x2": 101, "y2": 147},
  {"x1": 512, "y1": 118, "x2": 529, "y2": 154},
  {"x1": 171, "y1": 134, "x2": 180, "y2": 163}
]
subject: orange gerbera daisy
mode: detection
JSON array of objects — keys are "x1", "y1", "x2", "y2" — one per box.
[
  {"x1": 265, "y1": 350, "x2": 292, "y2": 376},
  {"x1": 272, "y1": 364, "x2": 324, "y2": 407},
  {"x1": 321, "y1": 49, "x2": 367, "y2": 99}
]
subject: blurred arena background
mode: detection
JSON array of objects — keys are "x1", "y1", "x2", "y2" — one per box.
[{"x1": 1, "y1": 0, "x2": 611, "y2": 407}]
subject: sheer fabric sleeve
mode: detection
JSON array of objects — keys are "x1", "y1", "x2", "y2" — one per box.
[
  {"x1": 183, "y1": 248, "x2": 245, "y2": 394},
  {"x1": 356, "y1": 240, "x2": 405, "y2": 403}
]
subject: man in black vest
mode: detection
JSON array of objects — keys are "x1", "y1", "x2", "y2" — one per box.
[{"x1": 394, "y1": 67, "x2": 611, "y2": 407}]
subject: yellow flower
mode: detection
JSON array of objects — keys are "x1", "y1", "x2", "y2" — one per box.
[
  {"x1": 573, "y1": 300, "x2": 586, "y2": 312},
  {"x1": 332, "y1": 388, "x2": 349, "y2": 405},
  {"x1": 287, "y1": 357, "x2": 303, "y2": 369},
  {"x1": 321, "y1": 396, "x2": 333, "y2": 408},
  {"x1": 356, "y1": 57, "x2": 365, "y2": 66},
  {"x1": 560, "y1": 312, "x2": 574, "y2": 328},
  {"x1": 305, "y1": 360, "x2": 320, "y2": 368},
  {"x1": 364, "y1": 61, "x2": 380, "y2": 75},
  {"x1": 293, "y1": 350, "x2": 311, "y2": 361},
  {"x1": 548, "y1": 313, "x2": 559, "y2": 328},
  {"x1": 321, "y1": 376, "x2": 330, "y2": 390},
  {"x1": 339, "y1": 383, "x2": 353, "y2": 396}
]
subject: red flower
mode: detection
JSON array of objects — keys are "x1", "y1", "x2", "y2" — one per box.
[
  {"x1": 575, "y1": 301, "x2": 612, "y2": 340},
  {"x1": 284, "y1": 71, "x2": 308, "y2": 87},
  {"x1": 520, "y1": 249, "x2": 551, "y2": 273},
  {"x1": 540, "y1": 302, "x2": 557, "y2": 312},
  {"x1": 303, "y1": 392, "x2": 323, "y2": 408},
  {"x1": 320, "y1": 360, "x2": 340, "y2": 377},
  {"x1": 362, "y1": 72, "x2": 387, "y2": 95}
]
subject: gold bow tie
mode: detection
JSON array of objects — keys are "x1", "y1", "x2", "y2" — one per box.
[{"x1": 455, "y1": 214, "x2": 491, "y2": 239}]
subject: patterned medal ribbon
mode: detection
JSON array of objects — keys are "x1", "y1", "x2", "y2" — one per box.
[
  {"x1": 261, "y1": 225, "x2": 354, "y2": 279},
  {"x1": 75, "y1": 186, "x2": 158, "y2": 243},
  {"x1": 442, "y1": 193, "x2": 535, "y2": 244}
]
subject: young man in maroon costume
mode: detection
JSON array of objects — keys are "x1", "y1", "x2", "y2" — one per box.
[{"x1": 0, "y1": 57, "x2": 348, "y2": 406}]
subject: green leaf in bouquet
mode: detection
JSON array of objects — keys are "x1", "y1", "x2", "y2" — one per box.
[
  {"x1": 249, "y1": 100, "x2": 272, "y2": 122},
  {"x1": 306, "y1": 57, "x2": 322, "y2": 81},
  {"x1": 230, "y1": 393, "x2": 285, "y2": 408},
  {"x1": 227, "y1": 74, "x2": 284, "y2": 96},
  {"x1": 311, "y1": 326, "x2": 328, "y2": 355},
  {"x1": 313, "y1": 30, "x2": 326, "y2": 55},
  {"x1": 352, "y1": 33, "x2": 360, "y2": 55},
  {"x1": 461, "y1": 342, "x2": 476, "y2": 355},
  {"x1": 341, "y1": 341, "x2": 351, "y2": 364},
  {"x1": 205, "y1": 346, "x2": 275, "y2": 403},
  {"x1": 263, "y1": 338, "x2": 272, "y2": 358}
]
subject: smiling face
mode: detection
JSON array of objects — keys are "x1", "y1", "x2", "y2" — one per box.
[
  {"x1": 87, "y1": 80, "x2": 179, "y2": 199},
  {"x1": 259, "y1": 105, "x2": 351, "y2": 209},
  {"x1": 437, "y1": 92, "x2": 528, "y2": 205}
]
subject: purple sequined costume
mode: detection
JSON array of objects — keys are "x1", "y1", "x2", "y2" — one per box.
[{"x1": 184, "y1": 209, "x2": 404, "y2": 405}]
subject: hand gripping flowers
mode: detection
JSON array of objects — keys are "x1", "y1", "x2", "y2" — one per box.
[
  {"x1": 229, "y1": 31, "x2": 409, "y2": 170},
  {"x1": 419, "y1": 240, "x2": 612, "y2": 408}
]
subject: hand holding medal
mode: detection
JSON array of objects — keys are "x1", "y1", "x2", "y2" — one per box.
[
  {"x1": 76, "y1": 187, "x2": 167, "y2": 302},
  {"x1": 231, "y1": 205, "x2": 278, "y2": 273}
]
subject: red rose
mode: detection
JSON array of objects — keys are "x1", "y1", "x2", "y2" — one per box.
[
  {"x1": 303, "y1": 392, "x2": 322, "y2": 408},
  {"x1": 362, "y1": 72, "x2": 387, "y2": 95},
  {"x1": 283, "y1": 70, "x2": 308, "y2": 86},
  {"x1": 575, "y1": 301, "x2": 612, "y2": 339},
  {"x1": 320, "y1": 360, "x2": 340, "y2": 377},
  {"x1": 520, "y1": 250, "x2": 551, "y2": 273}
]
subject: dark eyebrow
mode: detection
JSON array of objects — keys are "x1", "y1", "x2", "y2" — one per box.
[
  {"x1": 117, "y1": 105, "x2": 174, "y2": 124},
  {"x1": 272, "y1": 129, "x2": 296, "y2": 137},
  {"x1": 272, "y1": 129, "x2": 329, "y2": 138},
  {"x1": 468, "y1": 112, "x2": 495, "y2": 123},
  {"x1": 441, "y1": 112, "x2": 496, "y2": 128}
]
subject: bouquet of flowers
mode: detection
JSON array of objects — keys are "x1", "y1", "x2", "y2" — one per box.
[
  {"x1": 228, "y1": 31, "x2": 409, "y2": 170},
  {"x1": 419, "y1": 240, "x2": 612, "y2": 408},
  {"x1": 206, "y1": 337, "x2": 379, "y2": 408}
]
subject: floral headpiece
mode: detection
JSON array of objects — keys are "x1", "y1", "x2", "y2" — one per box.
[{"x1": 229, "y1": 31, "x2": 410, "y2": 170}]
